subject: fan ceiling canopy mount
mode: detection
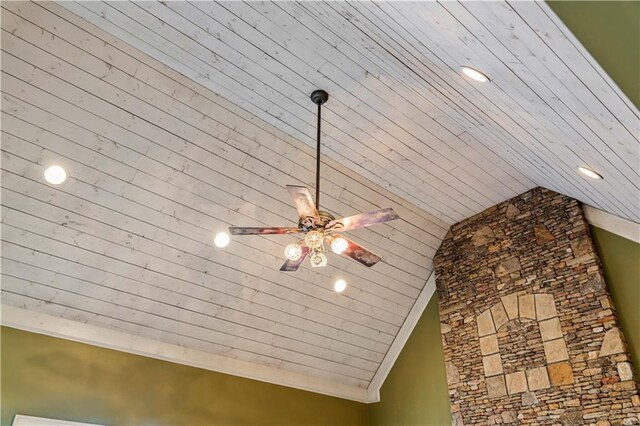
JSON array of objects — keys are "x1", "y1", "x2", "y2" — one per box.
[{"x1": 229, "y1": 90, "x2": 400, "y2": 272}]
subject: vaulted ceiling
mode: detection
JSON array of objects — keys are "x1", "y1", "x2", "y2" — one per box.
[{"x1": 1, "y1": 1, "x2": 638, "y2": 402}]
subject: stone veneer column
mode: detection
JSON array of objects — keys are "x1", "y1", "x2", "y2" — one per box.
[{"x1": 434, "y1": 188, "x2": 639, "y2": 425}]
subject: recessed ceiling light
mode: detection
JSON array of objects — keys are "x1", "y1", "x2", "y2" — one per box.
[
  {"x1": 578, "y1": 167, "x2": 603, "y2": 180},
  {"x1": 461, "y1": 66, "x2": 490, "y2": 83},
  {"x1": 42, "y1": 164, "x2": 68, "y2": 185},
  {"x1": 333, "y1": 279, "x2": 347, "y2": 293},
  {"x1": 214, "y1": 232, "x2": 231, "y2": 248}
]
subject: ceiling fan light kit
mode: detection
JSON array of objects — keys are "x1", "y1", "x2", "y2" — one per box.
[{"x1": 229, "y1": 90, "x2": 400, "y2": 273}]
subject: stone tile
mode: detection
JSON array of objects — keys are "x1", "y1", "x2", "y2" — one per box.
[
  {"x1": 491, "y1": 302, "x2": 509, "y2": 331},
  {"x1": 495, "y1": 257, "x2": 521, "y2": 277},
  {"x1": 477, "y1": 309, "x2": 495, "y2": 337},
  {"x1": 527, "y1": 366, "x2": 551, "y2": 391},
  {"x1": 505, "y1": 203, "x2": 520, "y2": 219},
  {"x1": 534, "y1": 225, "x2": 555, "y2": 245},
  {"x1": 570, "y1": 235, "x2": 592, "y2": 257},
  {"x1": 486, "y1": 375, "x2": 507, "y2": 398},
  {"x1": 483, "y1": 354, "x2": 504, "y2": 377},
  {"x1": 535, "y1": 293, "x2": 558, "y2": 321},
  {"x1": 501, "y1": 410, "x2": 517, "y2": 423},
  {"x1": 560, "y1": 411, "x2": 582, "y2": 425},
  {"x1": 548, "y1": 361, "x2": 574, "y2": 386},
  {"x1": 505, "y1": 371, "x2": 528, "y2": 394},
  {"x1": 521, "y1": 391, "x2": 539, "y2": 406},
  {"x1": 446, "y1": 361, "x2": 461, "y2": 385},
  {"x1": 539, "y1": 317, "x2": 563, "y2": 342},
  {"x1": 599, "y1": 327, "x2": 625, "y2": 357},
  {"x1": 582, "y1": 273, "x2": 605, "y2": 294},
  {"x1": 544, "y1": 338, "x2": 569, "y2": 363},
  {"x1": 452, "y1": 412, "x2": 463, "y2": 426},
  {"x1": 519, "y1": 294, "x2": 536, "y2": 320},
  {"x1": 479, "y1": 334, "x2": 499, "y2": 356},
  {"x1": 501, "y1": 293, "x2": 519, "y2": 320},
  {"x1": 472, "y1": 225, "x2": 495, "y2": 247},
  {"x1": 617, "y1": 362, "x2": 633, "y2": 381}
]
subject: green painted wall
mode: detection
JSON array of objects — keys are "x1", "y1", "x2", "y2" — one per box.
[
  {"x1": 591, "y1": 227, "x2": 640, "y2": 371},
  {"x1": 367, "y1": 296, "x2": 451, "y2": 426},
  {"x1": 0, "y1": 327, "x2": 367, "y2": 426},
  {"x1": 547, "y1": 1, "x2": 640, "y2": 109}
]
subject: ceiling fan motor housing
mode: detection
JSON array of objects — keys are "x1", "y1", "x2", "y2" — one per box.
[
  {"x1": 298, "y1": 210, "x2": 336, "y2": 232},
  {"x1": 310, "y1": 89, "x2": 329, "y2": 105}
]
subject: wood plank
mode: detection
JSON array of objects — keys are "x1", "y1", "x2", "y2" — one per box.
[
  {"x1": 35, "y1": 1, "x2": 452, "y2": 234},
  {"x1": 0, "y1": 16, "x2": 438, "y2": 276}
]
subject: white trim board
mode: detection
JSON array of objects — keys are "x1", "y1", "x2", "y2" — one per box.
[
  {"x1": 583, "y1": 204, "x2": 640, "y2": 244},
  {"x1": 366, "y1": 272, "x2": 437, "y2": 402},
  {"x1": 0, "y1": 272, "x2": 438, "y2": 404},
  {"x1": 0, "y1": 305, "x2": 369, "y2": 403}
]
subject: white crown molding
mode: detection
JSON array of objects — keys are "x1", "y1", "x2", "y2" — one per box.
[
  {"x1": 366, "y1": 271, "x2": 437, "y2": 403},
  {"x1": 0, "y1": 305, "x2": 370, "y2": 403},
  {"x1": 583, "y1": 204, "x2": 640, "y2": 244},
  {"x1": 1, "y1": 273, "x2": 438, "y2": 404}
]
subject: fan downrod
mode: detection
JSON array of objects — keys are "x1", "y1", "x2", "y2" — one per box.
[{"x1": 310, "y1": 90, "x2": 328, "y2": 105}]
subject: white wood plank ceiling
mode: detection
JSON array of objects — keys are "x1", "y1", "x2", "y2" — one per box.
[{"x1": 1, "y1": 1, "x2": 638, "y2": 401}]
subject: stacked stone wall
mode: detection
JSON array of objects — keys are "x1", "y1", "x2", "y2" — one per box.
[{"x1": 434, "y1": 188, "x2": 639, "y2": 425}]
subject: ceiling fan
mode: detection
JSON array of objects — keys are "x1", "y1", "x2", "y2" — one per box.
[{"x1": 229, "y1": 90, "x2": 400, "y2": 272}]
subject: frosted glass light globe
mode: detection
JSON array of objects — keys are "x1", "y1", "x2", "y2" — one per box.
[
  {"x1": 305, "y1": 230, "x2": 324, "y2": 250},
  {"x1": 330, "y1": 237, "x2": 349, "y2": 255},
  {"x1": 214, "y1": 232, "x2": 230, "y2": 248},
  {"x1": 284, "y1": 243, "x2": 302, "y2": 261},
  {"x1": 43, "y1": 165, "x2": 68, "y2": 185},
  {"x1": 334, "y1": 279, "x2": 347, "y2": 293},
  {"x1": 310, "y1": 251, "x2": 327, "y2": 268}
]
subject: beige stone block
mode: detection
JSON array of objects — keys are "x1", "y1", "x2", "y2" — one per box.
[
  {"x1": 501, "y1": 411, "x2": 517, "y2": 423},
  {"x1": 527, "y1": 366, "x2": 551, "y2": 391},
  {"x1": 505, "y1": 371, "x2": 528, "y2": 394},
  {"x1": 617, "y1": 362, "x2": 633, "y2": 381},
  {"x1": 599, "y1": 327, "x2": 625, "y2": 357},
  {"x1": 495, "y1": 257, "x2": 521, "y2": 277},
  {"x1": 539, "y1": 317, "x2": 563, "y2": 342},
  {"x1": 570, "y1": 235, "x2": 592, "y2": 257},
  {"x1": 535, "y1": 293, "x2": 558, "y2": 321},
  {"x1": 534, "y1": 225, "x2": 555, "y2": 245},
  {"x1": 544, "y1": 338, "x2": 569, "y2": 363},
  {"x1": 491, "y1": 302, "x2": 509, "y2": 331},
  {"x1": 479, "y1": 334, "x2": 499, "y2": 356},
  {"x1": 548, "y1": 361, "x2": 574, "y2": 386},
  {"x1": 452, "y1": 412, "x2": 463, "y2": 426},
  {"x1": 519, "y1": 294, "x2": 536, "y2": 320},
  {"x1": 501, "y1": 293, "x2": 519, "y2": 320},
  {"x1": 477, "y1": 309, "x2": 495, "y2": 337},
  {"x1": 505, "y1": 203, "x2": 520, "y2": 219},
  {"x1": 483, "y1": 354, "x2": 504, "y2": 377},
  {"x1": 486, "y1": 375, "x2": 507, "y2": 398},
  {"x1": 521, "y1": 391, "x2": 538, "y2": 406},
  {"x1": 446, "y1": 361, "x2": 461, "y2": 385},
  {"x1": 472, "y1": 225, "x2": 495, "y2": 247}
]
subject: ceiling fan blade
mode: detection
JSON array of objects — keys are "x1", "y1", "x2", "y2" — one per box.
[
  {"x1": 328, "y1": 208, "x2": 399, "y2": 232},
  {"x1": 229, "y1": 227, "x2": 300, "y2": 235},
  {"x1": 280, "y1": 246, "x2": 310, "y2": 272},
  {"x1": 342, "y1": 238, "x2": 382, "y2": 267},
  {"x1": 286, "y1": 185, "x2": 320, "y2": 223}
]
